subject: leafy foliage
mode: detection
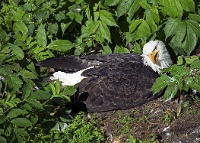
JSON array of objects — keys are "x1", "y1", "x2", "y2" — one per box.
[
  {"x1": 152, "y1": 56, "x2": 200, "y2": 101},
  {"x1": 0, "y1": 0, "x2": 199, "y2": 142},
  {"x1": 27, "y1": 113, "x2": 104, "y2": 143}
]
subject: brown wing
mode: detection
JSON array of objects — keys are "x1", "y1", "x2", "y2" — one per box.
[
  {"x1": 36, "y1": 53, "x2": 142, "y2": 72},
  {"x1": 76, "y1": 60, "x2": 162, "y2": 112}
]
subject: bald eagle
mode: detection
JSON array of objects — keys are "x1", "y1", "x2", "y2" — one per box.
[{"x1": 37, "y1": 40, "x2": 172, "y2": 112}]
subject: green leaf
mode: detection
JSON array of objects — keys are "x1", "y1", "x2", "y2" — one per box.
[
  {"x1": 104, "y1": 0, "x2": 120, "y2": 6},
  {"x1": 36, "y1": 24, "x2": 47, "y2": 48},
  {"x1": 117, "y1": 0, "x2": 134, "y2": 18},
  {"x1": 132, "y1": 20, "x2": 151, "y2": 41},
  {"x1": 177, "y1": 56, "x2": 184, "y2": 65},
  {"x1": 162, "y1": 65, "x2": 188, "y2": 77},
  {"x1": 114, "y1": 45, "x2": 130, "y2": 53},
  {"x1": 7, "y1": 108, "x2": 23, "y2": 119},
  {"x1": 164, "y1": 85, "x2": 178, "y2": 101},
  {"x1": 14, "y1": 128, "x2": 29, "y2": 136},
  {"x1": 190, "y1": 59, "x2": 200, "y2": 69},
  {"x1": 22, "y1": 83, "x2": 33, "y2": 99},
  {"x1": 11, "y1": 118, "x2": 32, "y2": 127},
  {"x1": 48, "y1": 40, "x2": 74, "y2": 52},
  {"x1": 160, "y1": 0, "x2": 183, "y2": 18},
  {"x1": 151, "y1": 74, "x2": 170, "y2": 93},
  {"x1": 186, "y1": 20, "x2": 200, "y2": 38},
  {"x1": 179, "y1": 0, "x2": 195, "y2": 12},
  {"x1": 0, "y1": 136, "x2": 6, "y2": 143},
  {"x1": 145, "y1": 10, "x2": 157, "y2": 32},
  {"x1": 129, "y1": 19, "x2": 142, "y2": 33},
  {"x1": 99, "y1": 21, "x2": 111, "y2": 42},
  {"x1": 138, "y1": 0, "x2": 151, "y2": 9},
  {"x1": 13, "y1": 21, "x2": 28, "y2": 40},
  {"x1": 61, "y1": 22, "x2": 71, "y2": 35},
  {"x1": 183, "y1": 25, "x2": 197, "y2": 55},
  {"x1": 18, "y1": 69, "x2": 37, "y2": 79},
  {"x1": 99, "y1": 10, "x2": 117, "y2": 26},
  {"x1": 62, "y1": 86, "x2": 77, "y2": 96},
  {"x1": 164, "y1": 18, "x2": 181, "y2": 39},
  {"x1": 8, "y1": 43, "x2": 24, "y2": 60},
  {"x1": 26, "y1": 99, "x2": 43, "y2": 109},
  {"x1": 127, "y1": 0, "x2": 140, "y2": 20},
  {"x1": 169, "y1": 22, "x2": 186, "y2": 54},
  {"x1": 30, "y1": 90, "x2": 51, "y2": 100},
  {"x1": 48, "y1": 23, "x2": 58, "y2": 35},
  {"x1": 0, "y1": 113, "x2": 6, "y2": 124},
  {"x1": 101, "y1": 46, "x2": 112, "y2": 54},
  {"x1": 188, "y1": 14, "x2": 200, "y2": 22}
]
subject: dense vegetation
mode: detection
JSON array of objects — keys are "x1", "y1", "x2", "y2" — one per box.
[{"x1": 0, "y1": 0, "x2": 199, "y2": 142}]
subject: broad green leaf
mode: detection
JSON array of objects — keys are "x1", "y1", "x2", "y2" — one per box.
[
  {"x1": 62, "y1": 86, "x2": 77, "y2": 96},
  {"x1": 127, "y1": 0, "x2": 140, "y2": 20},
  {"x1": 18, "y1": 69, "x2": 37, "y2": 79},
  {"x1": 186, "y1": 20, "x2": 200, "y2": 38},
  {"x1": 164, "y1": 18, "x2": 181, "y2": 39},
  {"x1": 177, "y1": 56, "x2": 184, "y2": 65},
  {"x1": 169, "y1": 22, "x2": 186, "y2": 54},
  {"x1": 7, "y1": 108, "x2": 23, "y2": 119},
  {"x1": 30, "y1": 90, "x2": 51, "y2": 100},
  {"x1": 117, "y1": 0, "x2": 134, "y2": 18},
  {"x1": 190, "y1": 59, "x2": 200, "y2": 69},
  {"x1": 164, "y1": 85, "x2": 178, "y2": 101},
  {"x1": 21, "y1": 103, "x2": 32, "y2": 111},
  {"x1": 48, "y1": 23, "x2": 58, "y2": 35},
  {"x1": 11, "y1": 118, "x2": 32, "y2": 127},
  {"x1": 0, "y1": 136, "x2": 6, "y2": 143},
  {"x1": 183, "y1": 25, "x2": 197, "y2": 55},
  {"x1": 48, "y1": 40, "x2": 74, "y2": 52},
  {"x1": 36, "y1": 24, "x2": 47, "y2": 48},
  {"x1": 101, "y1": 46, "x2": 112, "y2": 54},
  {"x1": 13, "y1": 21, "x2": 28, "y2": 40},
  {"x1": 114, "y1": 45, "x2": 130, "y2": 53},
  {"x1": 146, "y1": 8, "x2": 160, "y2": 23},
  {"x1": 16, "y1": 134, "x2": 23, "y2": 143},
  {"x1": 22, "y1": 83, "x2": 33, "y2": 99},
  {"x1": 132, "y1": 20, "x2": 151, "y2": 41},
  {"x1": 0, "y1": 113, "x2": 6, "y2": 124},
  {"x1": 99, "y1": 21, "x2": 111, "y2": 42},
  {"x1": 104, "y1": 0, "x2": 120, "y2": 6},
  {"x1": 188, "y1": 14, "x2": 200, "y2": 22},
  {"x1": 179, "y1": 0, "x2": 195, "y2": 12},
  {"x1": 146, "y1": 11, "x2": 157, "y2": 32},
  {"x1": 75, "y1": 14, "x2": 83, "y2": 24},
  {"x1": 14, "y1": 128, "x2": 29, "y2": 136},
  {"x1": 99, "y1": 10, "x2": 117, "y2": 26},
  {"x1": 129, "y1": 19, "x2": 142, "y2": 33},
  {"x1": 10, "y1": 75, "x2": 23, "y2": 93},
  {"x1": 159, "y1": 0, "x2": 183, "y2": 18},
  {"x1": 26, "y1": 99, "x2": 43, "y2": 109},
  {"x1": 55, "y1": 11, "x2": 66, "y2": 21},
  {"x1": 151, "y1": 74, "x2": 170, "y2": 93},
  {"x1": 8, "y1": 43, "x2": 24, "y2": 60},
  {"x1": 61, "y1": 22, "x2": 71, "y2": 35},
  {"x1": 138, "y1": 0, "x2": 151, "y2": 9},
  {"x1": 162, "y1": 65, "x2": 188, "y2": 77}
]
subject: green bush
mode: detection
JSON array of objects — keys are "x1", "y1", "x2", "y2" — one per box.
[{"x1": 0, "y1": 0, "x2": 199, "y2": 142}]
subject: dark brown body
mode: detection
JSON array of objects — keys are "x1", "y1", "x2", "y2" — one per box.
[{"x1": 37, "y1": 54, "x2": 163, "y2": 112}]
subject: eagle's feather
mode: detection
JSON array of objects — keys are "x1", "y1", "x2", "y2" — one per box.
[{"x1": 36, "y1": 40, "x2": 172, "y2": 112}]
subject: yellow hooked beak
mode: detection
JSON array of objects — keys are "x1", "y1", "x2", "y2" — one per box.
[{"x1": 148, "y1": 49, "x2": 159, "y2": 64}]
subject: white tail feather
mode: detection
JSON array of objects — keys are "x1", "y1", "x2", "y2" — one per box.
[{"x1": 50, "y1": 67, "x2": 94, "y2": 86}]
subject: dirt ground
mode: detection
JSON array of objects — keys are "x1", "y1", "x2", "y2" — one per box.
[{"x1": 91, "y1": 95, "x2": 200, "y2": 143}]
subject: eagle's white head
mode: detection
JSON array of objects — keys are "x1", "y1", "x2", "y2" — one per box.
[{"x1": 141, "y1": 40, "x2": 172, "y2": 74}]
